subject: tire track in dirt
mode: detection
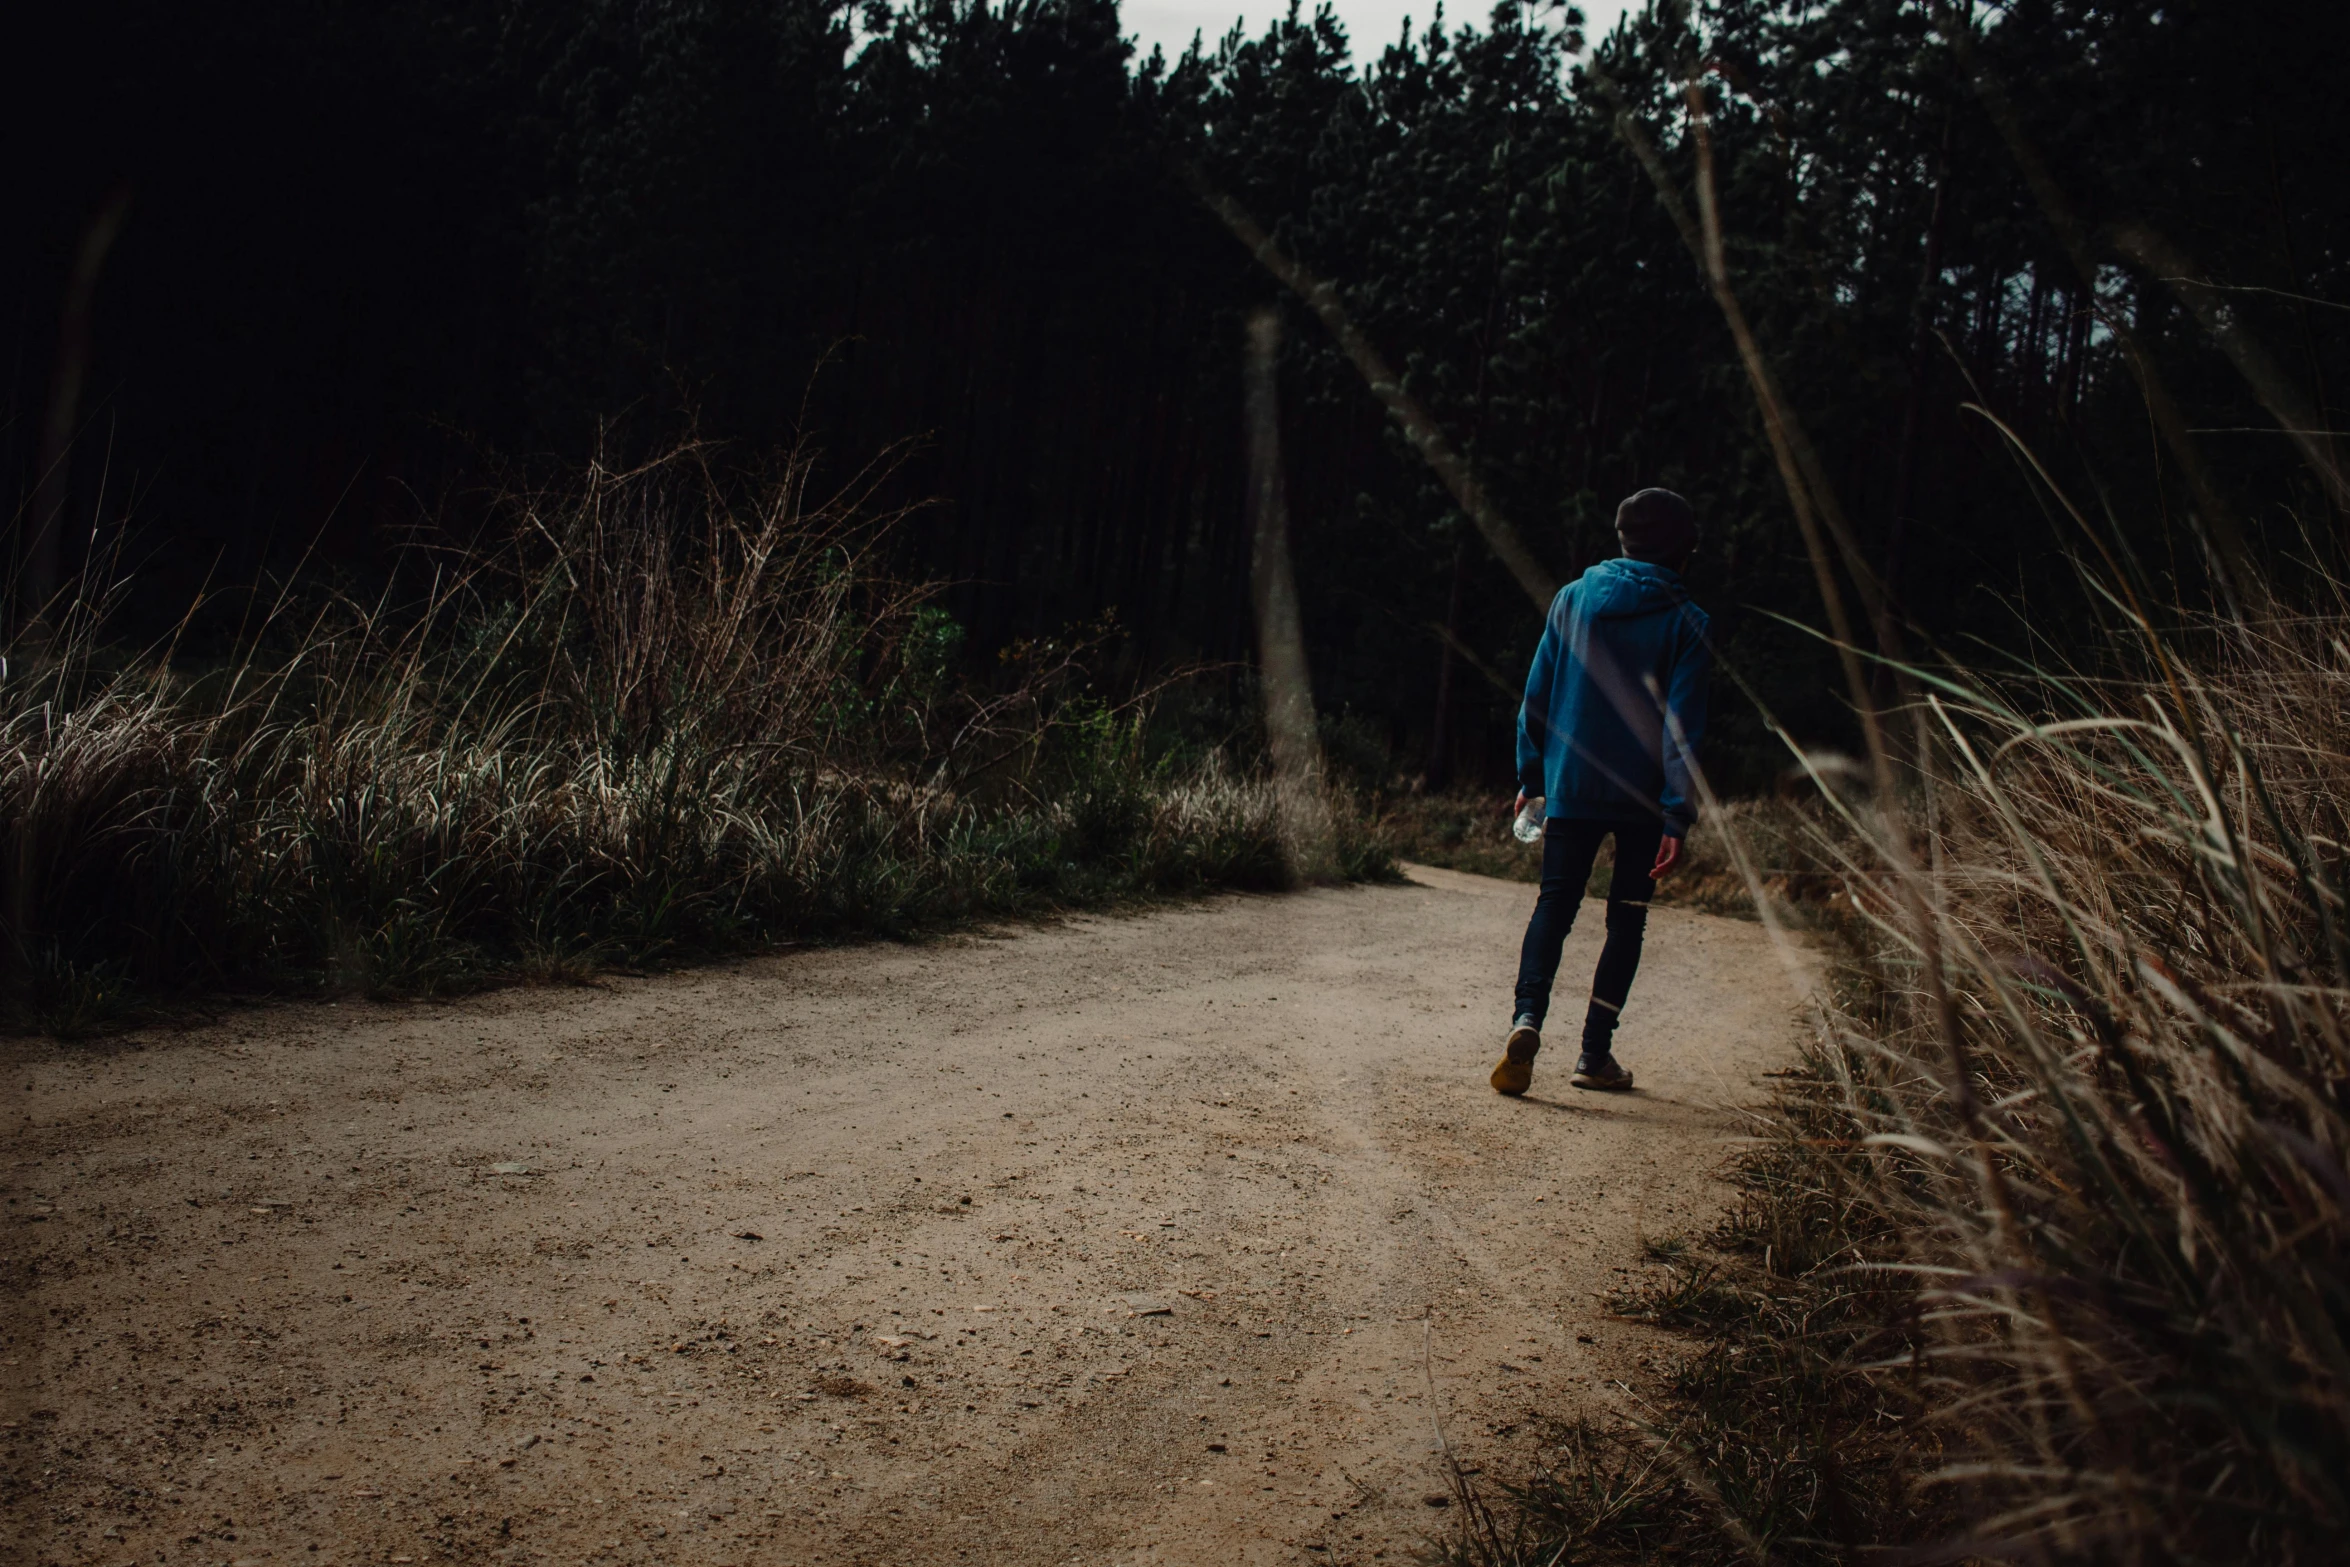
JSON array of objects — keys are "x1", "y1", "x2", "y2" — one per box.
[{"x1": 4, "y1": 865, "x2": 1805, "y2": 1566}]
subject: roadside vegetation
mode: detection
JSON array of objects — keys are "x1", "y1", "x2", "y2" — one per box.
[
  {"x1": 2, "y1": 446, "x2": 1392, "y2": 1035},
  {"x1": 1428, "y1": 596, "x2": 2350, "y2": 1565}
]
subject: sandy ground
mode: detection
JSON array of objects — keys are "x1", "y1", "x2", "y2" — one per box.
[{"x1": 4, "y1": 864, "x2": 1806, "y2": 1567}]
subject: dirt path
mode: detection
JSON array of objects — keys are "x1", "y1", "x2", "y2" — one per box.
[{"x1": 6, "y1": 865, "x2": 1804, "y2": 1567}]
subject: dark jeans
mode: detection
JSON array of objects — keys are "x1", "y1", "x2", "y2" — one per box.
[{"x1": 1513, "y1": 816, "x2": 1664, "y2": 1056}]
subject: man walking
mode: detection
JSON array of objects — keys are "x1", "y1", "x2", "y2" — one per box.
[{"x1": 1492, "y1": 488, "x2": 1710, "y2": 1096}]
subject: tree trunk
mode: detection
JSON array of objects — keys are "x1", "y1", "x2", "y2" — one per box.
[
  {"x1": 22, "y1": 187, "x2": 132, "y2": 651},
  {"x1": 1244, "y1": 307, "x2": 1334, "y2": 879},
  {"x1": 1876, "y1": 113, "x2": 1951, "y2": 694}
]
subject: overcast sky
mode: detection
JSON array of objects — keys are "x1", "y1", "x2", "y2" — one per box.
[{"x1": 1124, "y1": 0, "x2": 1636, "y2": 64}]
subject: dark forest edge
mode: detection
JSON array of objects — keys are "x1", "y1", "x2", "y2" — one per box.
[
  {"x1": 10, "y1": 2, "x2": 2346, "y2": 790},
  {"x1": 0, "y1": 446, "x2": 1396, "y2": 1037}
]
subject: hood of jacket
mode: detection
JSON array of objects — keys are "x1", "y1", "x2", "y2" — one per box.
[{"x1": 1578, "y1": 557, "x2": 1689, "y2": 619}]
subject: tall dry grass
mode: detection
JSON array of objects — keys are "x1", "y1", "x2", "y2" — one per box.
[
  {"x1": 1441, "y1": 594, "x2": 2350, "y2": 1565},
  {"x1": 1827, "y1": 603, "x2": 2350, "y2": 1561},
  {"x1": 2, "y1": 444, "x2": 1391, "y2": 1030}
]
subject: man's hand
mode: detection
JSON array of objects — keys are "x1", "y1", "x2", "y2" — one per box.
[
  {"x1": 1514, "y1": 790, "x2": 1528, "y2": 816},
  {"x1": 1650, "y1": 835, "x2": 1684, "y2": 880}
]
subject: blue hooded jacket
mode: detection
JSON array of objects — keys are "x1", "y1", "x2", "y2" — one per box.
[{"x1": 1514, "y1": 558, "x2": 1711, "y2": 837}]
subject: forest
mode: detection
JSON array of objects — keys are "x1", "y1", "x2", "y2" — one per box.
[
  {"x1": 13, "y1": 0, "x2": 2342, "y2": 787},
  {"x1": 9, "y1": 5, "x2": 2350, "y2": 1562}
]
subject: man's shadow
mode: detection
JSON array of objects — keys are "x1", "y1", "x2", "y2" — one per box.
[{"x1": 1507, "y1": 1090, "x2": 1640, "y2": 1115}]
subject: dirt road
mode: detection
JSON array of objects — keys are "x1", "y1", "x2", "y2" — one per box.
[{"x1": 6, "y1": 864, "x2": 1803, "y2": 1567}]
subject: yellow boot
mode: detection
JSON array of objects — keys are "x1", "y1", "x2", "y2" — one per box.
[{"x1": 1490, "y1": 1019, "x2": 1541, "y2": 1096}]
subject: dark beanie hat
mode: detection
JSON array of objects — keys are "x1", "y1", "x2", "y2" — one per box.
[{"x1": 1616, "y1": 488, "x2": 1698, "y2": 563}]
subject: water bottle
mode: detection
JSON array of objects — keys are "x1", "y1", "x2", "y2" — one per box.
[{"x1": 1512, "y1": 795, "x2": 1546, "y2": 843}]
